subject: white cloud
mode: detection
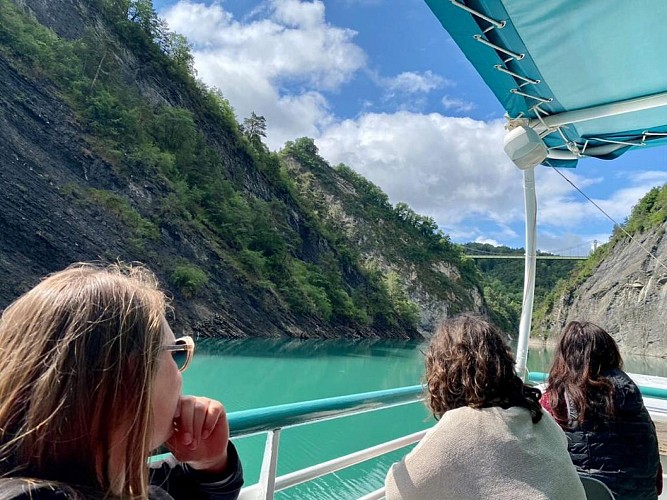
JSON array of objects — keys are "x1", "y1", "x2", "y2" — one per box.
[
  {"x1": 534, "y1": 168, "x2": 606, "y2": 227},
  {"x1": 383, "y1": 71, "x2": 453, "y2": 94},
  {"x1": 491, "y1": 224, "x2": 520, "y2": 241},
  {"x1": 317, "y1": 112, "x2": 524, "y2": 230},
  {"x1": 159, "y1": 1, "x2": 665, "y2": 249},
  {"x1": 162, "y1": 0, "x2": 366, "y2": 148},
  {"x1": 162, "y1": 2, "x2": 233, "y2": 46},
  {"x1": 165, "y1": 0, "x2": 364, "y2": 88},
  {"x1": 272, "y1": 0, "x2": 324, "y2": 27},
  {"x1": 317, "y1": 112, "x2": 665, "y2": 247},
  {"x1": 271, "y1": 92, "x2": 334, "y2": 146},
  {"x1": 536, "y1": 231, "x2": 609, "y2": 255},
  {"x1": 601, "y1": 186, "x2": 659, "y2": 220},
  {"x1": 627, "y1": 170, "x2": 667, "y2": 184},
  {"x1": 536, "y1": 168, "x2": 667, "y2": 230},
  {"x1": 441, "y1": 96, "x2": 476, "y2": 113},
  {"x1": 447, "y1": 221, "x2": 519, "y2": 247},
  {"x1": 475, "y1": 236, "x2": 501, "y2": 246},
  {"x1": 339, "y1": 0, "x2": 383, "y2": 4}
]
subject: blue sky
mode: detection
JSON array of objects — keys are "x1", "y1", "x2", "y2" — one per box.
[{"x1": 155, "y1": 0, "x2": 667, "y2": 254}]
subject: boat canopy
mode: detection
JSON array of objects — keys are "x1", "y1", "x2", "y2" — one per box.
[
  {"x1": 425, "y1": 0, "x2": 667, "y2": 168},
  {"x1": 424, "y1": 0, "x2": 667, "y2": 376}
]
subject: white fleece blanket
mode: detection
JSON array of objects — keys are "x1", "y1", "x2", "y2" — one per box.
[{"x1": 385, "y1": 406, "x2": 586, "y2": 500}]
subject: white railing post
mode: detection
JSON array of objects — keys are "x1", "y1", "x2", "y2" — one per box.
[{"x1": 257, "y1": 429, "x2": 281, "y2": 500}]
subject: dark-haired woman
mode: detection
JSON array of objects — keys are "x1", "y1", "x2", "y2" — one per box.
[
  {"x1": 541, "y1": 320, "x2": 661, "y2": 500},
  {"x1": 385, "y1": 315, "x2": 585, "y2": 500}
]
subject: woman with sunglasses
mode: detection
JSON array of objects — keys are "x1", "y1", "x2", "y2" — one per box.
[{"x1": 0, "y1": 262, "x2": 243, "y2": 499}]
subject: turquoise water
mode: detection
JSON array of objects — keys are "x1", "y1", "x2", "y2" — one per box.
[{"x1": 182, "y1": 338, "x2": 667, "y2": 499}]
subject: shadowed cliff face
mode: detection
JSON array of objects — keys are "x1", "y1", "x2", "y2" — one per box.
[
  {"x1": 0, "y1": 55, "x2": 118, "y2": 297},
  {"x1": 0, "y1": 51, "x2": 293, "y2": 338},
  {"x1": 0, "y1": 47, "x2": 400, "y2": 338},
  {"x1": 14, "y1": 0, "x2": 89, "y2": 39},
  {"x1": 541, "y1": 223, "x2": 667, "y2": 357}
]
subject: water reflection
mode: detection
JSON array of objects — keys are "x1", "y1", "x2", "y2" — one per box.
[
  {"x1": 196, "y1": 337, "x2": 423, "y2": 359},
  {"x1": 525, "y1": 344, "x2": 667, "y2": 377}
]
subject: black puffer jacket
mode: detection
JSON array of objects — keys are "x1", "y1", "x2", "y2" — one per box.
[{"x1": 564, "y1": 368, "x2": 660, "y2": 500}]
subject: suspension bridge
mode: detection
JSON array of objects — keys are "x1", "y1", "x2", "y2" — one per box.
[{"x1": 464, "y1": 241, "x2": 596, "y2": 260}]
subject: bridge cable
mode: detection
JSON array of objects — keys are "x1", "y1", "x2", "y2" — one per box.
[
  {"x1": 553, "y1": 168, "x2": 667, "y2": 272},
  {"x1": 549, "y1": 241, "x2": 592, "y2": 256}
]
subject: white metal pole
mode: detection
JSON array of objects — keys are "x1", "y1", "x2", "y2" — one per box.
[
  {"x1": 529, "y1": 90, "x2": 667, "y2": 132},
  {"x1": 515, "y1": 167, "x2": 537, "y2": 377}
]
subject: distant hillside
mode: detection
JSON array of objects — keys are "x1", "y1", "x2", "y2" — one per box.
[
  {"x1": 535, "y1": 184, "x2": 667, "y2": 356},
  {"x1": 281, "y1": 138, "x2": 487, "y2": 335},
  {"x1": 462, "y1": 243, "x2": 577, "y2": 334},
  {"x1": 0, "y1": 0, "x2": 490, "y2": 338}
]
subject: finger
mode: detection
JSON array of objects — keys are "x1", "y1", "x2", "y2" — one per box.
[
  {"x1": 190, "y1": 398, "x2": 208, "y2": 447},
  {"x1": 177, "y1": 396, "x2": 196, "y2": 447},
  {"x1": 170, "y1": 398, "x2": 182, "y2": 441},
  {"x1": 201, "y1": 401, "x2": 224, "y2": 440},
  {"x1": 173, "y1": 397, "x2": 182, "y2": 421}
]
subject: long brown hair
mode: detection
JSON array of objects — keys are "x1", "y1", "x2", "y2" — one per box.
[
  {"x1": 546, "y1": 320, "x2": 622, "y2": 426},
  {"x1": 425, "y1": 314, "x2": 542, "y2": 423},
  {"x1": 0, "y1": 262, "x2": 168, "y2": 498}
]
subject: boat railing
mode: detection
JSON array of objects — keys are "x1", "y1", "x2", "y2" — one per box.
[
  {"x1": 231, "y1": 384, "x2": 425, "y2": 500},
  {"x1": 168, "y1": 372, "x2": 667, "y2": 499}
]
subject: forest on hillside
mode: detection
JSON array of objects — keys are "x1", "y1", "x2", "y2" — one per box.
[
  {"x1": 0, "y1": 0, "x2": 507, "y2": 338},
  {"x1": 463, "y1": 243, "x2": 578, "y2": 334}
]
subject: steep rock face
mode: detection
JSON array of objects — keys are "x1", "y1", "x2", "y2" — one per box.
[
  {"x1": 0, "y1": 53, "x2": 293, "y2": 338},
  {"x1": 281, "y1": 155, "x2": 487, "y2": 337},
  {"x1": 14, "y1": 0, "x2": 89, "y2": 39},
  {"x1": 0, "y1": 55, "x2": 120, "y2": 297},
  {"x1": 0, "y1": 0, "x2": 430, "y2": 339},
  {"x1": 0, "y1": 76, "x2": 400, "y2": 338},
  {"x1": 541, "y1": 224, "x2": 667, "y2": 357}
]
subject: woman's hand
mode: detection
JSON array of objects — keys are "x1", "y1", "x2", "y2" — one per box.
[{"x1": 166, "y1": 396, "x2": 230, "y2": 474}]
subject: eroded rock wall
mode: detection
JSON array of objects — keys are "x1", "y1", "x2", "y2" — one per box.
[{"x1": 542, "y1": 224, "x2": 667, "y2": 357}]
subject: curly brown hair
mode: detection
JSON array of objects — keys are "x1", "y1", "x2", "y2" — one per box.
[{"x1": 425, "y1": 314, "x2": 542, "y2": 423}]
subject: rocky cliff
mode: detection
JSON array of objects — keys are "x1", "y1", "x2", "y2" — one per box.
[
  {"x1": 281, "y1": 143, "x2": 486, "y2": 337},
  {"x1": 0, "y1": 42, "x2": 313, "y2": 339},
  {"x1": 538, "y1": 221, "x2": 667, "y2": 357},
  {"x1": 0, "y1": 0, "x2": 487, "y2": 339}
]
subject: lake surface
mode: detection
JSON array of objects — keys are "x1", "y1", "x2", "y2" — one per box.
[{"x1": 182, "y1": 337, "x2": 667, "y2": 499}]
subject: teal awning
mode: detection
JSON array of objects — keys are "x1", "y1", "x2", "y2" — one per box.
[{"x1": 425, "y1": 0, "x2": 667, "y2": 167}]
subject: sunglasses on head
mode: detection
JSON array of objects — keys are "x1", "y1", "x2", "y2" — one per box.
[{"x1": 162, "y1": 335, "x2": 195, "y2": 372}]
